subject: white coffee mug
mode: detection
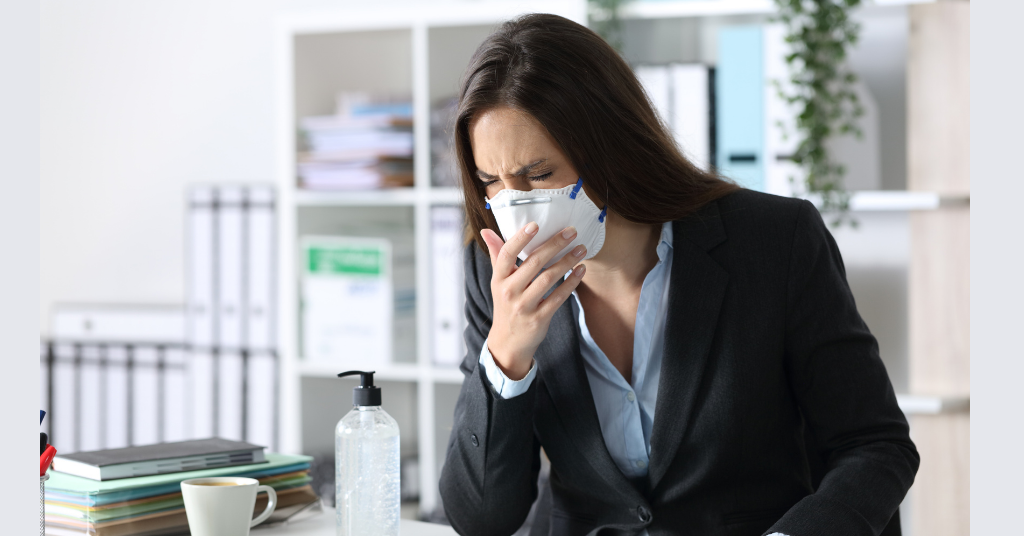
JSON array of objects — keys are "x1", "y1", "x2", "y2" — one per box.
[{"x1": 181, "y1": 477, "x2": 277, "y2": 536}]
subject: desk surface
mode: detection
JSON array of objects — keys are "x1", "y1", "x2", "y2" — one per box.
[{"x1": 255, "y1": 510, "x2": 457, "y2": 536}]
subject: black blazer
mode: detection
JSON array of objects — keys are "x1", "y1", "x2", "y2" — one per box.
[{"x1": 439, "y1": 189, "x2": 919, "y2": 536}]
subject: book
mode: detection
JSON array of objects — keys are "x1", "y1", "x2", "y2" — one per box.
[
  {"x1": 46, "y1": 485, "x2": 318, "y2": 536},
  {"x1": 46, "y1": 453, "x2": 311, "y2": 506},
  {"x1": 52, "y1": 438, "x2": 266, "y2": 481}
]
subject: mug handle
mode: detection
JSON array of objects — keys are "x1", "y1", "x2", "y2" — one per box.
[{"x1": 250, "y1": 485, "x2": 278, "y2": 528}]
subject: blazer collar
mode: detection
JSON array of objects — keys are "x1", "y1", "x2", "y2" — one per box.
[
  {"x1": 537, "y1": 199, "x2": 730, "y2": 497},
  {"x1": 648, "y1": 199, "x2": 730, "y2": 490}
]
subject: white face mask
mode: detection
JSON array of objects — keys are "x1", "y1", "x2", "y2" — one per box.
[{"x1": 485, "y1": 177, "x2": 607, "y2": 270}]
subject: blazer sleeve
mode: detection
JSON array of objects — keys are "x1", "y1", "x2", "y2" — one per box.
[
  {"x1": 768, "y1": 200, "x2": 920, "y2": 536},
  {"x1": 438, "y1": 242, "x2": 542, "y2": 536}
]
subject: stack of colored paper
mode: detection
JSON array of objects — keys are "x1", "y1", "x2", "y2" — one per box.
[
  {"x1": 44, "y1": 453, "x2": 317, "y2": 536},
  {"x1": 298, "y1": 94, "x2": 415, "y2": 191}
]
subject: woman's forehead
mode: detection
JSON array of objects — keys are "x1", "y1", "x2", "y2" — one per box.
[{"x1": 470, "y1": 107, "x2": 561, "y2": 172}]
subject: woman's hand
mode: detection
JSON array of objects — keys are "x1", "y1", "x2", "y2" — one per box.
[{"x1": 481, "y1": 221, "x2": 587, "y2": 380}]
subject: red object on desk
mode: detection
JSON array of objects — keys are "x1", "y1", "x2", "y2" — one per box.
[{"x1": 40, "y1": 444, "x2": 56, "y2": 477}]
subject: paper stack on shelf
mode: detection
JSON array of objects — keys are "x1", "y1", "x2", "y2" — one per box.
[
  {"x1": 298, "y1": 93, "x2": 414, "y2": 191},
  {"x1": 301, "y1": 227, "x2": 416, "y2": 367},
  {"x1": 45, "y1": 452, "x2": 317, "y2": 536}
]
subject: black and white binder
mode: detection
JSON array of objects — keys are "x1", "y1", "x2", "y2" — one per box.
[
  {"x1": 187, "y1": 184, "x2": 278, "y2": 449},
  {"x1": 187, "y1": 187, "x2": 217, "y2": 440}
]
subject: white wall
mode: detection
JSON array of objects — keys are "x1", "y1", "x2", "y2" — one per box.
[{"x1": 40, "y1": 0, "x2": 349, "y2": 333}]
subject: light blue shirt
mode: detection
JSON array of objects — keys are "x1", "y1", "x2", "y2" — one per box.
[{"x1": 479, "y1": 221, "x2": 673, "y2": 479}]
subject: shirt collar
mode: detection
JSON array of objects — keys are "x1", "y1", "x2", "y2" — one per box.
[{"x1": 656, "y1": 221, "x2": 673, "y2": 263}]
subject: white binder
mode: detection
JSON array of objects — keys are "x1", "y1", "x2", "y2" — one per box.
[
  {"x1": 670, "y1": 64, "x2": 712, "y2": 172},
  {"x1": 46, "y1": 306, "x2": 192, "y2": 452},
  {"x1": 187, "y1": 187, "x2": 217, "y2": 440},
  {"x1": 217, "y1": 186, "x2": 245, "y2": 352},
  {"x1": 187, "y1": 184, "x2": 279, "y2": 447},
  {"x1": 188, "y1": 188, "x2": 215, "y2": 349},
  {"x1": 635, "y1": 65, "x2": 672, "y2": 129},
  {"x1": 431, "y1": 207, "x2": 465, "y2": 366},
  {"x1": 245, "y1": 186, "x2": 276, "y2": 353},
  {"x1": 243, "y1": 186, "x2": 277, "y2": 448},
  {"x1": 216, "y1": 186, "x2": 246, "y2": 442}
]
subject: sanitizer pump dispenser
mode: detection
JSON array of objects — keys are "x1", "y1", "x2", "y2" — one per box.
[{"x1": 335, "y1": 370, "x2": 400, "y2": 536}]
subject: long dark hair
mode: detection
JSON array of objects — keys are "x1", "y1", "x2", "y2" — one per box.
[{"x1": 456, "y1": 13, "x2": 740, "y2": 250}]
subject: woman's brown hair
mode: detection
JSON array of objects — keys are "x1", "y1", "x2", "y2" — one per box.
[{"x1": 455, "y1": 13, "x2": 740, "y2": 250}]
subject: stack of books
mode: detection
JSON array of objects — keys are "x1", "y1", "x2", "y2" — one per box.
[
  {"x1": 44, "y1": 439, "x2": 318, "y2": 536},
  {"x1": 298, "y1": 93, "x2": 414, "y2": 191}
]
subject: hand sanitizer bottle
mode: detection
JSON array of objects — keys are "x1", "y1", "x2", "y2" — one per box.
[{"x1": 335, "y1": 370, "x2": 400, "y2": 536}]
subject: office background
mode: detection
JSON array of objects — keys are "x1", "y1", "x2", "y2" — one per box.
[{"x1": 37, "y1": 0, "x2": 970, "y2": 535}]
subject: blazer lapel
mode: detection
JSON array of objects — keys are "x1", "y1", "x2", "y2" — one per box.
[
  {"x1": 536, "y1": 296, "x2": 642, "y2": 500},
  {"x1": 648, "y1": 200, "x2": 730, "y2": 491}
]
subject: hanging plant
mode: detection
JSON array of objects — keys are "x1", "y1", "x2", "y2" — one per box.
[
  {"x1": 772, "y1": 0, "x2": 864, "y2": 226},
  {"x1": 588, "y1": 0, "x2": 629, "y2": 52}
]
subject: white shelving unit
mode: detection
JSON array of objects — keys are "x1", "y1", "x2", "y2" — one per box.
[
  {"x1": 273, "y1": 0, "x2": 961, "y2": 523},
  {"x1": 274, "y1": 0, "x2": 588, "y2": 517},
  {"x1": 617, "y1": 0, "x2": 935, "y2": 19}
]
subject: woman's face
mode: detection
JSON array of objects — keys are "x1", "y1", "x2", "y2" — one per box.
[{"x1": 469, "y1": 106, "x2": 580, "y2": 200}]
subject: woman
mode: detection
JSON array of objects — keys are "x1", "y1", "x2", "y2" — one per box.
[{"x1": 438, "y1": 14, "x2": 918, "y2": 536}]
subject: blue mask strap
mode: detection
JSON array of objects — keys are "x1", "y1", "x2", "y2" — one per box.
[
  {"x1": 598, "y1": 205, "x2": 607, "y2": 223},
  {"x1": 569, "y1": 177, "x2": 584, "y2": 200}
]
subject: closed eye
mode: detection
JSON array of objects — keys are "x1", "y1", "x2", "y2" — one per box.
[{"x1": 530, "y1": 172, "x2": 553, "y2": 181}]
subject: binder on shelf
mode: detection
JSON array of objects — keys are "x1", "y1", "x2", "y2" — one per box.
[
  {"x1": 670, "y1": 64, "x2": 713, "y2": 172},
  {"x1": 716, "y1": 25, "x2": 764, "y2": 191},
  {"x1": 186, "y1": 184, "x2": 279, "y2": 447},
  {"x1": 431, "y1": 207, "x2": 465, "y2": 367},
  {"x1": 635, "y1": 65, "x2": 671, "y2": 128},
  {"x1": 245, "y1": 186, "x2": 276, "y2": 354},
  {"x1": 635, "y1": 63, "x2": 715, "y2": 171},
  {"x1": 216, "y1": 185, "x2": 245, "y2": 442},
  {"x1": 715, "y1": 24, "x2": 880, "y2": 196},
  {"x1": 187, "y1": 188, "x2": 215, "y2": 350},
  {"x1": 187, "y1": 187, "x2": 217, "y2": 440},
  {"x1": 51, "y1": 305, "x2": 185, "y2": 343},
  {"x1": 244, "y1": 186, "x2": 278, "y2": 449}
]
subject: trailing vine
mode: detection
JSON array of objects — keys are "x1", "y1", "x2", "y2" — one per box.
[{"x1": 772, "y1": 0, "x2": 864, "y2": 226}]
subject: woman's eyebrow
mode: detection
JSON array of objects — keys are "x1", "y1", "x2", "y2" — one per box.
[{"x1": 475, "y1": 159, "x2": 548, "y2": 180}]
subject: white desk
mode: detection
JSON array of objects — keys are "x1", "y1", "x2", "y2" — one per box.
[{"x1": 255, "y1": 510, "x2": 457, "y2": 536}]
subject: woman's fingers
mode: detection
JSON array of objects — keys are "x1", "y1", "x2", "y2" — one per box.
[
  {"x1": 480, "y1": 228, "x2": 505, "y2": 265},
  {"x1": 522, "y1": 244, "x2": 586, "y2": 305},
  {"x1": 489, "y1": 222, "x2": 538, "y2": 278},
  {"x1": 509, "y1": 225, "x2": 578, "y2": 291},
  {"x1": 538, "y1": 262, "x2": 586, "y2": 316}
]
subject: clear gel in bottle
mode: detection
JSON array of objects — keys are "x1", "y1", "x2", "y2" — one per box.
[{"x1": 335, "y1": 370, "x2": 400, "y2": 536}]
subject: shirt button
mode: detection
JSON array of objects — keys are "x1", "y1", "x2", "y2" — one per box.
[
  {"x1": 635, "y1": 459, "x2": 647, "y2": 469},
  {"x1": 626, "y1": 391, "x2": 636, "y2": 402},
  {"x1": 471, "y1": 434, "x2": 479, "y2": 447},
  {"x1": 637, "y1": 505, "x2": 652, "y2": 523}
]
